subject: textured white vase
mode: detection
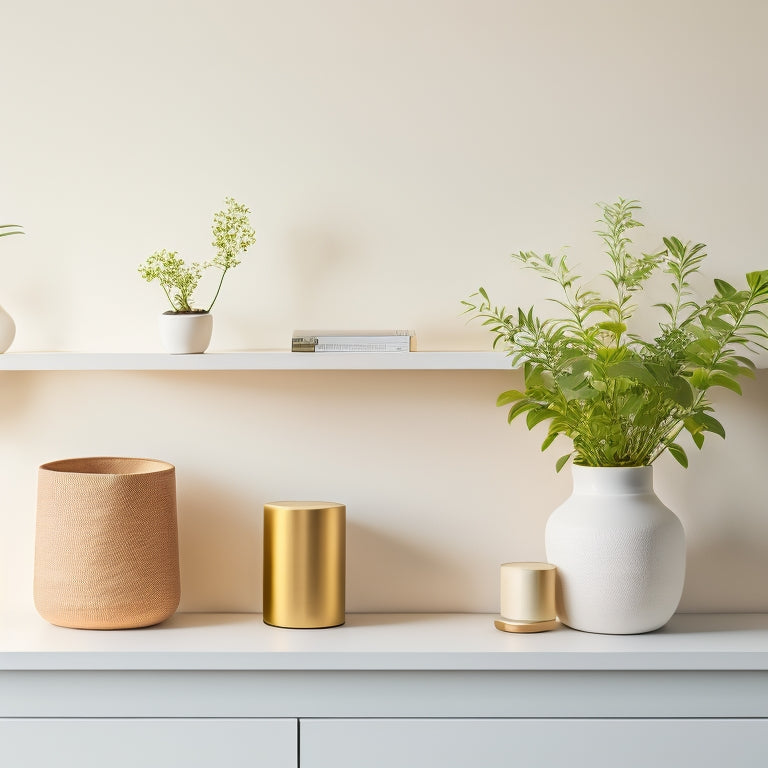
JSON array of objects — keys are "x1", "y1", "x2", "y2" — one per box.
[
  {"x1": 0, "y1": 304, "x2": 15, "y2": 353},
  {"x1": 545, "y1": 465, "x2": 685, "y2": 635},
  {"x1": 158, "y1": 312, "x2": 213, "y2": 354}
]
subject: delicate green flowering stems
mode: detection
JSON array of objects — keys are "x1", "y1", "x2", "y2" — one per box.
[
  {"x1": 139, "y1": 198, "x2": 256, "y2": 313},
  {"x1": 463, "y1": 199, "x2": 768, "y2": 470},
  {"x1": 139, "y1": 249, "x2": 203, "y2": 313},
  {"x1": 207, "y1": 197, "x2": 257, "y2": 313}
]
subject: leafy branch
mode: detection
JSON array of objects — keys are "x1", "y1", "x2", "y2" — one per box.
[{"x1": 463, "y1": 199, "x2": 768, "y2": 470}]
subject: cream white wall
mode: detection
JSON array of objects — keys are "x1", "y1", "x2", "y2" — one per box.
[{"x1": 1, "y1": 0, "x2": 766, "y2": 613}]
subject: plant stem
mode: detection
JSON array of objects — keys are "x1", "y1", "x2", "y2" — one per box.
[
  {"x1": 206, "y1": 267, "x2": 229, "y2": 313},
  {"x1": 161, "y1": 283, "x2": 177, "y2": 312}
]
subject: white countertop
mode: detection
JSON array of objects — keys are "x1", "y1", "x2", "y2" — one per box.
[{"x1": 2, "y1": 612, "x2": 767, "y2": 672}]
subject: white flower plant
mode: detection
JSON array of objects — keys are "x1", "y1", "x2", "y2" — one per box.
[{"x1": 139, "y1": 197, "x2": 256, "y2": 313}]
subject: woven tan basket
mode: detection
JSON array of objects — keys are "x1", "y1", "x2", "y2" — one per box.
[{"x1": 34, "y1": 457, "x2": 181, "y2": 630}]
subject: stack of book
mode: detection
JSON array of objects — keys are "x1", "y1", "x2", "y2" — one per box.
[{"x1": 292, "y1": 330, "x2": 416, "y2": 353}]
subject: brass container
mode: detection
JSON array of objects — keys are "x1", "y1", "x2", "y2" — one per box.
[
  {"x1": 263, "y1": 501, "x2": 346, "y2": 628},
  {"x1": 495, "y1": 562, "x2": 558, "y2": 633}
]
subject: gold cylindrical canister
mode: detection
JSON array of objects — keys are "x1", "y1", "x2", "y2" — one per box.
[
  {"x1": 263, "y1": 501, "x2": 345, "y2": 628},
  {"x1": 495, "y1": 562, "x2": 558, "y2": 633}
]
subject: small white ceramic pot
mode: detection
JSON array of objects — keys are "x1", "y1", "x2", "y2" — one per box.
[
  {"x1": 158, "y1": 311, "x2": 213, "y2": 354},
  {"x1": 0, "y1": 304, "x2": 16, "y2": 353},
  {"x1": 545, "y1": 465, "x2": 685, "y2": 635}
]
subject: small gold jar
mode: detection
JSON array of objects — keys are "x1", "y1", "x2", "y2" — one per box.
[
  {"x1": 263, "y1": 501, "x2": 346, "y2": 628},
  {"x1": 495, "y1": 561, "x2": 558, "y2": 633}
]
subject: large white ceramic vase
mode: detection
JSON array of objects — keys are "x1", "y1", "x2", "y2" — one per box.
[{"x1": 545, "y1": 465, "x2": 685, "y2": 635}]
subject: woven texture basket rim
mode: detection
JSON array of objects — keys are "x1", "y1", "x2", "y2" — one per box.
[{"x1": 39, "y1": 456, "x2": 175, "y2": 476}]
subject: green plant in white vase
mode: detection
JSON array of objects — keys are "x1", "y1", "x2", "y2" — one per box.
[
  {"x1": 139, "y1": 197, "x2": 256, "y2": 353},
  {"x1": 463, "y1": 199, "x2": 768, "y2": 635}
]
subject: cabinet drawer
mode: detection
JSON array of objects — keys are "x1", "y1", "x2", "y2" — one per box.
[
  {"x1": 0, "y1": 718, "x2": 296, "y2": 768},
  {"x1": 300, "y1": 718, "x2": 768, "y2": 768}
]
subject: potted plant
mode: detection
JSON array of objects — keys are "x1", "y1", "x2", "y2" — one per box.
[
  {"x1": 0, "y1": 223, "x2": 23, "y2": 353},
  {"x1": 139, "y1": 197, "x2": 256, "y2": 353},
  {"x1": 463, "y1": 199, "x2": 768, "y2": 634}
]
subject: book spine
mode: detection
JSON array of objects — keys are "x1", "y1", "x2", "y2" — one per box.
[{"x1": 313, "y1": 341, "x2": 411, "y2": 353}]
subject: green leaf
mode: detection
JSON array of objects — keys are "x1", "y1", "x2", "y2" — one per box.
[
  {"x1": 746, "y1": 270, "x2": 768, "y2": 293},
  {"x1": 618, "y1": 394, "x2": 645, "y2": 417},
  {"x1": 692, "y1": 431, "x2": 705, "y2": 449},
  {"x1": 644, "y1": 362, "x2": 670, "y2": 385},
  {"x1": 667, "y1": 443, "x2": 689, "y2": 468},
  {"x1": 687, "y1": 336, "x2": 721, "y2": 356},
  {"x1": 693, "y1": 412, "x2": 726, "y2": 439},
  {"x1": 714, "y1": 278, "x2": 737, "y2": 297},
  {"x1": 555, "y1": 453, "x2": 572, "y2": 473},
  {"x1": 526, "y1": 407, "x2": 553, "y2": 429},
  {"x1": 555, "y1": 372, "x2": 588, "y2": 391},
  {"x1": 555, "y1": 372, "x2": 599, "y2": 401},
  {"x1": 568, "y1": 356, "x2": 594, "y2": 376},
  {"x1": 496, "y1": 389, "x2": 525, "y2": 406},
  {"x1": 708, "y1": 373, "x2": 742, "y2": 395},
  {"x1": 604, "y1": 360, "x2": 657, "y2": 387},
  {"x1": 505, "y1": 399, "x2": 537, "y2": 422},
  {"x1": 690, "y1": 368, "x2": 710, "y2": 390},
  {"x1": 596, "y1": 321, "x2": 627, "y2": 337},
  {"x1": 541, "y1": 431, "x2": 558, "y2": 451},
  {"x1": 668, "y1": 376, "x2": 693, "y2": 407}
]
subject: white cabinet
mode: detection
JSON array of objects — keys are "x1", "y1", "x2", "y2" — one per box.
[
  {"x1": 300, "y1": 718, "x2": 768, "y2": 768},
  {"x1": 0, "y1": 718, "x2": 296, "y2": 768}
]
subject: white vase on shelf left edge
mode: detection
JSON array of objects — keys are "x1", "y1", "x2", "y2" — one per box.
[{"x1": 0, "y1": 304, "x2": 15, "y2": 352}]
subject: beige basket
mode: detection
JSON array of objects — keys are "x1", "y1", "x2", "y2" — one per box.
[{"x1": 34, "y1": 457, "x2": 181, "y2": 630}]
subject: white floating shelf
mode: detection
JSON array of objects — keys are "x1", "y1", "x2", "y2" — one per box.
[{"x1": 0, "y1": 351, "x2": 514, "y2": 372}]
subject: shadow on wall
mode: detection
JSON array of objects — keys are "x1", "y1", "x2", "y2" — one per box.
[
  {"x1": 279, "y1": 227, "x2": 357, "y2": 323},
  {"x1": 0, "y1": 372, "x2": 46, "y2": 426},
  {"x1": 176, "y1": 476, "x2": 261, "y2": 613},
  {"x1": 666, "y1": 371, "x2": 768, "y2": 612},
  {"x1": 684, "y1": 535, "x2": 768, "y2": 612},
  {"x1": 346, "y1": 519, "x2": 472, "y2": 613}
]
